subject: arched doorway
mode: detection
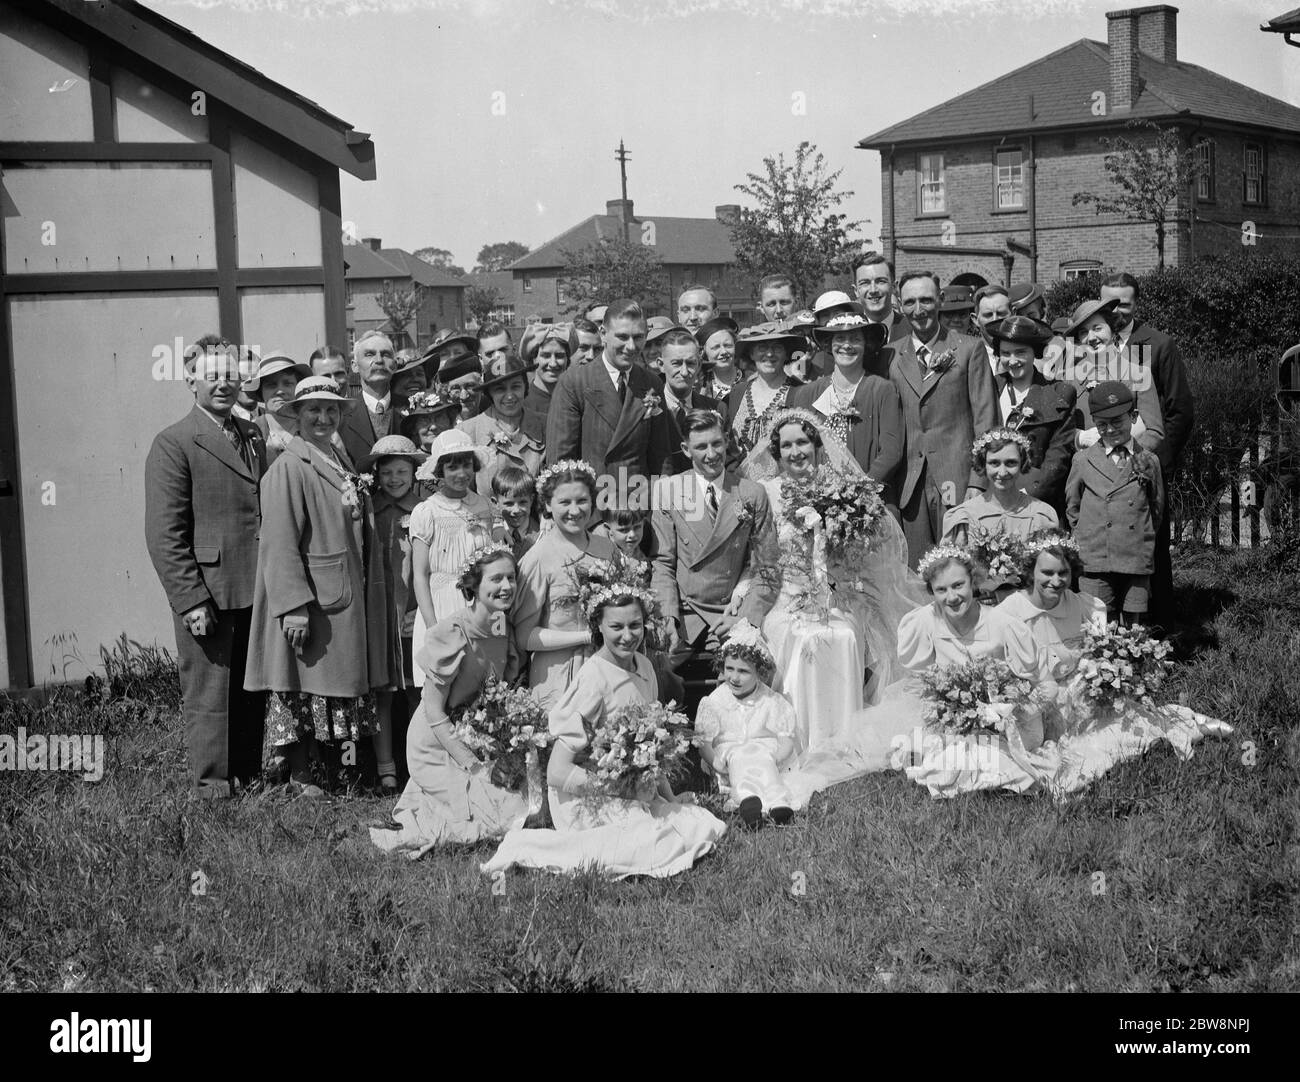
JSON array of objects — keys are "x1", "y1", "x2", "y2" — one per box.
[{"x1": 950, "y1": 272, "x2": 988, "y2": 289}]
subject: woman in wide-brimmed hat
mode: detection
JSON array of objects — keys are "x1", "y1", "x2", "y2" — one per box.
[
  {"x1": 244, "y1": 378, "x2": 400, "y2": 795},
  {"x1": 390, "y1": 348, "x2": 434, "y2": 403},
  {"x1": 983, "y1": 314, "x2": 1080, "y2": 517},
  {"x1": 726, "y1": 321, "x2": 807, "y2": 453},
  {"x1": 1060, "y1": 298, "x2": 1164, "y2": 456},
  {"x1": 459, "y1": 353, "x2": 545, "y2": 496},
  {"x1": 695, "y1": 315, "x2": 741, "y2": 399},
  {"x1": 408, "y1": 429, "x2": 507, "y2": 686},
  {"x1": 242, "y1": 351, "x2": 311, "y2": 464}
]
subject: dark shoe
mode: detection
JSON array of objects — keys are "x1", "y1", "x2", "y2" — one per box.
[
  {"x1": 769, "y1": 805, "x2": 794, "y2": 826},
  {"x1": 737, "y1": 796, "x2": 763, "y2": 830}
]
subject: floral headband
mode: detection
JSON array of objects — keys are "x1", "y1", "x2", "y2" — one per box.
[
  {"x1": 917, "y1": 544, "x2": 976, "y2": 580},
  {"x1": 971, "y1": 427, "x2": 1033, "y2": 459},
  {"x1": 719, "y1": 619, "x2": 775, "y2": 670},
  {"x1": 1024, "y1": 532, "x2": 1080, "y2": 559},
  {"x1": 454, "y1": 543, "x2": 516, "y2": 594},
  {"x1": 583, "y1": 581, "x2": 657, "y2": 620},
  {"x1": 768, "y1": 406, "x2": 827, "y2": 436},
  {"x1": 536, "y1": 458, "x2": 597, "y2": 493}
]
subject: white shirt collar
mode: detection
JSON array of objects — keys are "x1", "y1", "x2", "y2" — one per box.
[
  {"x1": 911, "y1": 330, "x2": 941, "y2": 353},
  {"x1": 362, "y1": 388, "x2": 391, "y2": 411},
  {"x1": 664, "y1": 386, "x2": 692, "y2": 412},
  {"x1": 694, "y1": 470, "x2": 723, "y2": 502},
  {"x1": 601, "y1": 353, "x2": 625, "y2": 390},
  {"x1": 197, "y1": 405, "x2": 231, "y2": 429}
]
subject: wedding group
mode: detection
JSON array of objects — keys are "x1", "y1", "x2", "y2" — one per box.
[{"x1": 143, "y1": 257, "x2": 1230, "y2": 881}]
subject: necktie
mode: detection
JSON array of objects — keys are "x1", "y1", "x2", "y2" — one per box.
[
  {"x1": 674, "y1": 405, "x2": 687, "y2": 433},
  {"x1": 224, "y1": 419, "x2": 254, "y2": 473},
  {"x1": 1112, "y1": 445, "x2": 1130, "y2": 469},
  {"x1": 616, "y1": 373, "x2": 628, "y2": 404},
  {"x1": 916, "y1": 345, "x2": 929, "y2": 376},
  {"x1": 373, "y1": 399, "x2": 386, "y2": 416},
  {"x1": 706, "y1": 483, "x2": 719, "y2": 520}
]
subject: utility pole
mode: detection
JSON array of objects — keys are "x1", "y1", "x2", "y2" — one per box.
[{"x1": 615, "y1": 139, "x2": 631, "y2": 243}]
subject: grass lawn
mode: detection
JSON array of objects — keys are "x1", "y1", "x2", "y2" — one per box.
[{"x1": 2, "y1": 546, "x2": 1297, "y2": 993}]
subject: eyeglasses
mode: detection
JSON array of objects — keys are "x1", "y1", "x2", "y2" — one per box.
[{"x1": 1094, "y1": 417, "x2": 1130, "y2": 432}]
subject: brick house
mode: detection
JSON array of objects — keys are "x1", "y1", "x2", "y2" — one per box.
[
  {"x1": 858, "y1": 5, "x2": 1300, "y2": 288},
  {"x1": 505, "y1": 200, "x2": 752, "y2": 323},
  {"x1": 344, "y1": 238, "x2": 467, "y2": 351}
]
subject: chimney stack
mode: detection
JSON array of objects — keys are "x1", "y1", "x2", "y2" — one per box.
[
  {"x1": 362, "y1": 237, "x2": 382, "y2": 252},
  {"x1": 715, "y1": 204, "x2": 741, "y2": 226},
  {"x1": 605, "y1": 198, "x2": 634, "y2": 222},
  {"x1": 1136, "y1": 4, "x2": 1177, "y2": 64},
  {"x1": 1106, "y1": 9, "x2": 1140, "y2": 113}
]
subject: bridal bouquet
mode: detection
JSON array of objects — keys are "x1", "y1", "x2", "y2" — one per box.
[
  {"x1": 966, "y1": 527, "x2": 1030, "y2": 586},
  {"x1": 1069, "y1": 622, "x2": 1171, "y2": 714},
  {"x1": 921, "y1": 657, "x2": 1038, "y2": 737},
  {"x1": 585, "y1": 700, "x2": 693, "y2": 800},
  {"x1": 450, "y1": 677, "x2": 552, "y2": 790}
]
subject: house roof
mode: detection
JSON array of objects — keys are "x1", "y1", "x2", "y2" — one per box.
[
  {"x1": 467, "y1": 271, "x2": 515, "y2": 293},
  {"x1": 1262, "y1": 7, "x2": 1300, "y2": 32},
  {"x1": 45, "y1": 0, "x2": 375, "y2": 179},
  {"x1": 509, "y1": 213, "x2": 736, "y2": 272},
  {"x1": 343, "y1": 244, "x2": 467, "y2": 288},
  {"x1": 858, "y1": 37, "x2": 1300, "y2": 148}
]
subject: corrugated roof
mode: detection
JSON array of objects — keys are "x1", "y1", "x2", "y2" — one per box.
[
  {"x1": 47, "y1": 0, "x2": 375, "y2": 178},
  {"x1": 343, "y1": 244, "x2": 466, "y2": 289},
  {"x1": 858, "y1": 37, "x2": 1300, "y2": 147},
  {"x1": 510, "y1": 213, "x2": 736, "y2": 271}
]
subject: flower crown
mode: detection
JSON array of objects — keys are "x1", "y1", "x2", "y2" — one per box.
[
  {"x1": 971, "y1": 427, "x2": 1033, "y2": 459},
  {"x1": 454, "y1": 543, "x2": 516, "y2": 594},
  {"x1": 536, "y1": 459, "x2": 597, "y2": 494},
  {"x1": 1024, "y1": 532, "x2": 1080, "y2": 558},
  {"x1": 583, "y1": 581, "x2": 657, "y2": 620},
  {"x1": 719, "y1": 619, "x2": 775, "y2": 670},
  {"x1": 917, "y1": 544, "x2": 976, "y2": 580}
]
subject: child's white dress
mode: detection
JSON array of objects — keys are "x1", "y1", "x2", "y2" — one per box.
[{"x1": 695, "y1": 682, "x2": 801, "y2": 812}]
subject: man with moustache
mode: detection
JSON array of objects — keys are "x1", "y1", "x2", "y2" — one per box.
[
  {"x1": 647, "y1": 328, "x2": 727, "y2": 478},
  {"x1": 677, "y1": 284, "x2": 718, "y2": 334},
  {"x1": 971, "y1": 284, "x2": 1011, "y2": 379},
  {"x1": 338, "y1": 329, "x2": 398, "y2": 467},
  {"x1": 883, "y1": 272, "x2": 998, "y2": 566},
  {"x1": 145, "y1": 338, "x2": 268, "y2": 799},
  {"x1": 544, "y1": 298, "x2": 664, "y2": 481},
  {"x1": 853, "y1": 252, "x2": 911, "y2": 343}
]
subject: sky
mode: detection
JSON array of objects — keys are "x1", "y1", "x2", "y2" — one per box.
[{"x1": 152, "y1": 0, "x2": 1298, "y2": 270}]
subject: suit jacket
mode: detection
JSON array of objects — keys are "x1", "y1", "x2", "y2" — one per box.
[
  {"x1": 338, "y1": 393, "x2": 399, "y2": 470},
  {"x1": 1065, "y1": 442, "x2": 1165, "y2": 575},
  {"x1": 544, "y1": 359, "x2": 664, "y2": 480},
  {"x1": 647, "y1": 389, "x2": 726, "y2": 478},
  {"x1": 1126, "y1": 320, "x2": 1194, "y2": 473},
  {"x1": 884, "y1": 328, "x2": 999, "y2": 508},
  {"x1": 1002, "y1": 373, "x2": 1081, "y2": 512},
  {"x1": 787, "y1": 372, "x2": 906, "y2": 506},
  {"x1": 144, "y1": 405, "x2": 267, "y2": 615},
  {"x1": 650, "y1": 471, "x2": 776, "y2": 635}
]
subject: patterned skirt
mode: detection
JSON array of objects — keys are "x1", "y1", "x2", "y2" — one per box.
[{"x1": 265, "y1": 691, "x2": 379, "y2": 748}]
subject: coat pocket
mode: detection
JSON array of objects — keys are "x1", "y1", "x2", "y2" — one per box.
[
  {"x1": 194, "y1": 546, "x2": 220, "y2": 566},
  {"x1": 305, "y1": 551, "x2": 352, "y2": 613}
]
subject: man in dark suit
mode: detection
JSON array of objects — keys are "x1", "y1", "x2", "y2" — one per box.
[
  {"x1": 885, "y1": 272, "x2": 1000, "y2": 566},
  {"x1": 852, "y1": 252, "x2": 911, "y2": 344},
  {"x1": 338, "y1": 329, "x2": 398, "y2": 467},
  {"x1": 145, "y1": 339, "x2": 268, "y2": 799},
  {"x1": 647, "y1": 327, "x2": 728, "y2": 477},
  {"x1": 544, "y1": 299, "x2": 664, "y2": 483},
  {"x1": 1101, "y1": 272, "x2": 1195, "y2": 626}
]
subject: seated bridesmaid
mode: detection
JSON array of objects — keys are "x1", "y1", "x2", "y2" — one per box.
[
  {"x1": 371, "y1": 545, "x2": 527, "y2": 858},
  {"x1": 997, "y1": 531, "x2": 1107, "y2": 691},
  {"x1": 482, "y1": 582, "x2": 727, "y2": 880}
]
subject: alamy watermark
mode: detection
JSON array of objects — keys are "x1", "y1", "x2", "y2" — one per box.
[{"x1": 0, "y1": 728, "x2": 104, "y2": 781}]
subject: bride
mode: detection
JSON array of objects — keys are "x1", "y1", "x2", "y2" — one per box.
[{"x1": 741, "y1": 407, "x2": 927, "y2": 793}]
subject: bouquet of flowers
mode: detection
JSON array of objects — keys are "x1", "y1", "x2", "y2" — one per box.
[
  {"x1": 921, "y1": 656, "x2": 1038, "y2": 737},
  {"x1": 1070, "y1": 621, "x2": 1171, "y2": 715},
  {"x1": 449, "y1": 676, "x2": 552, "y2": 790},
  {"x1": 584, "y1": 700, "x2": 693, "y2": 800},
  {"x1": 966, "y1": 527, "x2": 1030, "y2": 587}
]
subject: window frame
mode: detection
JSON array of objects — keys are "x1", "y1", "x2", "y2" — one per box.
[
  {"x1": 992, "y1": 147, "x2": 1026, "y2": 213},
  {"x1": 915, "y1": 152, "x2": 946, "y2": 217},
  {"x1": 1244, "y1": 142, "x2": 1267, "y2": 207},
  {"x1": 1194, "y1": 137, "x2": 1215, "y2": 203},
  {"x1": 521, "y1": 274, "x2": 533, "y2": 293},
  {"x1": 1060, "y1": 260, "x2": 1103, "y2": 281}
]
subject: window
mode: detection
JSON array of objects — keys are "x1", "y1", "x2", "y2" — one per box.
[
  {"x1": 522, "y1": 275, "x2": 533, "y2": 293},
  {"x1": 1244, "y1": 143, "x2": 1266, "y2": 206},
  {"x1": 995, "y1": 149, "x2": 1024, "y2": 209},
  {"x1": 347, "y1": 328, "x2": 356, "y2": 350},
  {"x1": 344, "y1": 280, "x2": 353, "y2": 306},
  {"x1": 1060, "y1": 260, "x2": 1102, "y2": 281},
  {"x1": 491, "y1": 304, "x2": 515, "y2": 323},
  {"x1": 1195, "y1": 139, "x2": 1215, "y2": 201},
  {"x1": 917, "y1": 153, "x2": 945, "y2": 214}
]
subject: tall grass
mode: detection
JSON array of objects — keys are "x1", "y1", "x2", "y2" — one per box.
[{"x1": 1, "y1": 550, "x2": 1296, "y2": 992}]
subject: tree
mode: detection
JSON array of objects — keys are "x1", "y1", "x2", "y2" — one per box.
[
  {"x1": 557, "y1": 237, "x2": 669, "y2": 316},
  {"x1": 1071, "y1": 121, "x2": 1205, "y2": 270},
  {"x1": 376, "y1": 280, "x2": 424, "y2": 348},
  {"x1": 474, "y1": 241, "x2": 530, "y2": 272},
  {"x1": 728, "y1": 141, "x2": 869, "y2": 305},
  {"x1": 413, "y1": 246, "x2": 468, "y2": 279},
  {"x1": 465, "y1": 283, "x2": 505, "y2": 326}
]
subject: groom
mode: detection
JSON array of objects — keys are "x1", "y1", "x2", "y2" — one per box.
[{"x1": 651, "y1": 410, "x2": 777, "y2": 671}]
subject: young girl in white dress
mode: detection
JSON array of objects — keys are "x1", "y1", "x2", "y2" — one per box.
[
  {"x1": 482, "y1": 582, "x2": 726, "y2": 880},
  {"x1": 409, "y1": 429, "x2": 507, "y2": 685},
  {"x1": 694, "y1": 620, "x2": 799, "y2": 828}
]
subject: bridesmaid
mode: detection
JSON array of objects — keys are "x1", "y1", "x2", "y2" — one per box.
[
  {"x1": 942, "y1": 430, "x2": 1059, "y2": 547},
  {"x1": 513, "y1": 460, "x2": 616, "y2": 710},
  {"x1": 482, "y1": 583, "x2": 726, "y2": 879},
  {"x1": 372, "y1": 545, "x2": 528, "y2": 858}
]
